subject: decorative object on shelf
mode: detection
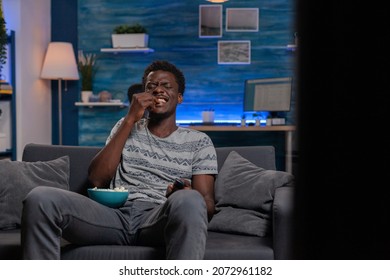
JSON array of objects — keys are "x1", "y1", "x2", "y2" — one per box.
[
  {"x1": 0, "y1": 0, "x2": 7, "y2": 78},
  {"x1": 286, "y1": 32, "x2": 298, "y2": 51},
  {"x1": 81, "y1": 90, "x2": 92, "y2": 103},
  {"x1": 266, "y1": 115, "x2": 272, "y2": 126},
  {"x1": 78, "y1": 51, "x2": 98, "y2": 103},
  {"x1": 253, "y1": 113, "x2": 261, "y2": 126},
  {"x1": 241, "y1": 114, "x2": 246, "y2": 127},
  {"x1": 0, "y1": 79, "x2": 12, "y2": 94},
  {"x1": 40, "y1": 42, "x2": 79, "y2": 145},
  {"x1": 98, "y1": 90, "x2": 112, "y2": 102},
  {"x1": 89, "y1": 94, "x2": 100, "y2": 102},
  {"x1": 202, "y1": 109, "x2": 215, "y2": 124},
  {"x1": 78, "y1": 50, "x2": 98, "y2": 92},
  {"x1": 112, "y1": 23, "x2": 149, "y2": 48}
]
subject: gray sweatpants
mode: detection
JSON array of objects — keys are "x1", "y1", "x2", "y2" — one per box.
[{"x1": 21, "y1": 187, "x2": 208, "y2": 259}]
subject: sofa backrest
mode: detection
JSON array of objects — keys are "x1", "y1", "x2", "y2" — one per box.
[
  {"x1": 216, "y1": 145, "x2": 276, "y2": 171},
  {"x1": 22, "y1": 143, "x2": 276, "y2": 194}
]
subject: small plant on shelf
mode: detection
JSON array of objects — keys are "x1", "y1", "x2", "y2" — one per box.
[
  {"x1": 113, "y1": 23, "x2": 147, "y2": 34},
  {"x1": 111, "y1": 23, "x2": 149, "y2": 48},
  {"x1": 77, "y1": 51, "x2": 98, "y2": 91}
]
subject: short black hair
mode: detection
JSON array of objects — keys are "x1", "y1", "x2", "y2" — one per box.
[
  {"x1": 127, "y1": 83, "x2": 143, "y2": 102},
  {"x1": 142, "y1": 60, "x2": 185, "y2": 95}
]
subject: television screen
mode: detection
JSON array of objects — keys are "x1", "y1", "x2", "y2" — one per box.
[{"x1": 243, "y1": 77, "x2": 292, "y2": 112}]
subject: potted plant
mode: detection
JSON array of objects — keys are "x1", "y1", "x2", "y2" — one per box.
[
  {"x1": 78, "y1": 51, "x2": 98, "y2": 102},
  {"x1": 111, "y1": 23, "x2": 149, "y2": 49}
]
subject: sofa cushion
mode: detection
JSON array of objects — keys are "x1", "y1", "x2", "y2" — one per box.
[
  {"x1": 204, "y1": 231, "x2": 273, "y2": 260},
  {"x1": 208, "y1": 150, "x2": 293, "y2": 237},
  {"x1": 0, "y1": 156, "x2": 70, "y2": 230}
]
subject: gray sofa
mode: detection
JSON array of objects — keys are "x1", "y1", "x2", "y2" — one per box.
[{"x1": 0, "y1": 143, "x2": 294, "y2": 260}]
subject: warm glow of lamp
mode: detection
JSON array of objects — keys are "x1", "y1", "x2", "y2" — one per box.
[
  {"x1": 41, "y1": 42, "x2": 79, "y2": 145},
  {"x1": 206, "y1": 0, "x2": 229, "y2": 3}
]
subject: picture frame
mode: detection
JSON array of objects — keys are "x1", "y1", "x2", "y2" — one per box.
[
  {"x1": 226, "y1": 8, "x2": 259, "y2": 32},
  {"x1": 199, "y1": 5, "x2": 223, "y2": 38},
  {"x1": 218, "y1": 40, "x2": 251, "y2": 65}
]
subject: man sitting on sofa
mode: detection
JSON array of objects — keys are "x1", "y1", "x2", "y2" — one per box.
[{"x1": 21, "y1": 60, "x2": 218, "y2": 260}]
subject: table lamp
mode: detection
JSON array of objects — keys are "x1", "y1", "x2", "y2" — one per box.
[{"x1": 40, "y1": 42, "x2": 79, "y2": 145}]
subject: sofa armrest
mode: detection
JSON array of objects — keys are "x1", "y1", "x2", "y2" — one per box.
[{"x1": 272, "y1": 186, "x2": 294, "y2": 259}]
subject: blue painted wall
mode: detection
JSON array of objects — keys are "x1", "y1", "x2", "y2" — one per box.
[
  {"x1": 52, "y1": 0, "x2": 79, "y2": 145},
  {"x1": 76, "y1": 0, "x2": 296, "y2": 146}
]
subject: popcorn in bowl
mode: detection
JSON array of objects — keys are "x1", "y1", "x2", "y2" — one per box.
[
  {"x1": 88, "y1": 186, "x2": 129, "y2": 208},
  {"x1": 92, "y1": 186, "x2": 128, "y2": 192}
]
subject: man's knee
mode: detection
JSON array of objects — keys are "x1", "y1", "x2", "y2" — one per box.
[
  {"x1": 170, "y1": 190, "x2": 205, "y2": 208},
  {"x1": 24, "y1": 186, "x2": 61, "y2": 208},
  {"x1": 167, "y1": 190, "x2": 207, "y2": 222}
]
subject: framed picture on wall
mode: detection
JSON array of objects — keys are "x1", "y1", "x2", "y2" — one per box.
[
  {"x1": 226, "y1": 8, "x2": 259, "y2": 32},
  {"x1": 199, "y1": 5, "x2": 223, "y2": 38},
  {"x1": 218, "y1": 40, "x2": 251, "y2": 65}
]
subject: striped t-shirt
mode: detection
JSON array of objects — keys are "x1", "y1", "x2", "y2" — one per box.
[{"x1": 107, "y1": 118, "x2": 218, "y2": 204}]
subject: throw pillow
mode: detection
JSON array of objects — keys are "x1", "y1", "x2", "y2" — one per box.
[
  {"x1": 208, "y1": 150, "x2": 294, "y2": 237},
  {"x1": 0, "y1": 156, "x2": 70, "y2": 230},
  {"x1": 208, "y1": 207, "x2": 270, "y2": 237}
]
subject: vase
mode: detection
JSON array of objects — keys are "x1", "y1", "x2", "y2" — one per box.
[
  {"x1": 111, "y1": 34, "x2": 149, "y2": 48},
  {"x1": 202, "y1": 110, "x2": 215, "y2": 124},
  {"x1": 81, "y1": 91, "x2": 93, "y2": 103}
]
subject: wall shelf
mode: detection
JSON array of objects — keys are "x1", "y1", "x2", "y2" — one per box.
[
  {"x1": 286, "y1": 44, "x2": 297, "y2": 51},
  {"x1": 75, "y1": 102, "x2": 128, "y2": 108},
  {"x1": 100, "y1": 48, "x2": 154, "y2": 53},
  {"x1": 105, "y1": 46, "x2": 295, "y2": 52}
]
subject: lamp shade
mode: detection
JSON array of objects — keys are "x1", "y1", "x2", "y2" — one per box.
[{"x1": 41, "y1": 42, "x2": 79, "y2": 80}]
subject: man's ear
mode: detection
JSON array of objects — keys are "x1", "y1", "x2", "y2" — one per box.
[{"x1": 178, "y1": 93, "x2": 183, "y2": 104}]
